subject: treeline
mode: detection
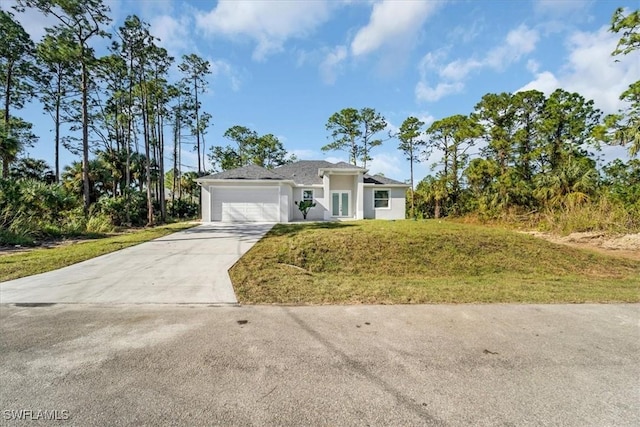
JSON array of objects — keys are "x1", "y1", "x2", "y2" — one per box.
[
  {"x1": 1, "y1": 1, "x2": 211, "y2": 243},
  {"x1": 404, "y1": 88, "x2": 638, "y2": 232}
]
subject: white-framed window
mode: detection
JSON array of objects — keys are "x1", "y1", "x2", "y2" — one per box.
[
  {"x1": 302, "y1": 189, "x2": 314, "y2": 202},
  {"x1": 374, "y1": 189, "x2": 390, "y2": 209}
]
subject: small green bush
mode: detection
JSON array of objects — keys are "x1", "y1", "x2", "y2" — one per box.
[
  {"x1": 93, "y1": 190, "x2": 147, "y2": 226},
  {"x1": 0, "y1": 228, "x2": 35, "y2": 246},
  {"x1": 167, "y1": 199, "x2": 198, "y2": 219},
  {"x1": 86, "y1": 214, "x2": 115, "y2": 233}
]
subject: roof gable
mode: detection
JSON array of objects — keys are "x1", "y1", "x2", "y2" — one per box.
[{"x1": 273, "y1": 160, "x2": 336, "y2": 185}]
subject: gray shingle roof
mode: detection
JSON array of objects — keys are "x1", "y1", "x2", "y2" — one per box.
[
  {"x1": 364, "y1": 174, "x2": 407, "y2": 185},
  {"x1": 199, "y1": 164, "x2": 287, "y2": 180},
  {"x1": 198, "y1": 161, "x2": 405, "y2": 186},
  {"x1": 273, "y1": 160, "x2": 365, "y2": 185}
]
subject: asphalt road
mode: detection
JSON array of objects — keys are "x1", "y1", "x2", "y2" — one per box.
[
  {"x1": 1, "y1": 303, "x2": 638, "y2": 426},
  {"x1": 0, "y1": 223, "x2": 273, "y2": 304}
]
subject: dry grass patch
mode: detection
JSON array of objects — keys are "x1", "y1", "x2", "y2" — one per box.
[{"x1": 230, "y1": 220, "x2": 640, "y2": 304}]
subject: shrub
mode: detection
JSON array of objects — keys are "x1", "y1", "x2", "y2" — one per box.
[
  {"x1": 92, "y1": 190, "x2": 147, "y2": 226},
  {"x1": 167, "y1": 199, "x2": 198, "y2": 219},
  {"x1": 538, "y1": 195, "x2": 640, "y2": 235},
  {"x1": 86, "y1": 214, "x2": 115, "y2": 233},
  {"x1": 0, "y1": 178, "x2": 79, "y2": 239}
]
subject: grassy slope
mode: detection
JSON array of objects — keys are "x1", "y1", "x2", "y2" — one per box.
[
  {"x1": 230, "y1": 221, "x2": 640, "y2": 304},
  {"x1": 0, "y1": 222, "x2": 196, "y2": 282}
]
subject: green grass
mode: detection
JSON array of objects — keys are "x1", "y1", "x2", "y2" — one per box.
[
  {"x1": 0, "y1": 222, "x2": 196, "y2": 282},
  {"x1": 230, "y1": 220, "x2": 640, "y2": 304}
]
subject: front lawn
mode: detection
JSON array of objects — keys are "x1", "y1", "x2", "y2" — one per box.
[{"x1": 230, "y1": 220, "x2": 640, "y2": 304}]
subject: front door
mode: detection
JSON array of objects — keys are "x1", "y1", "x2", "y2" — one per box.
[{"x1": 331, "y1": 191, "x2": 350, "y2": 217}]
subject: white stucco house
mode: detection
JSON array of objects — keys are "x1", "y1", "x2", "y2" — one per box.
[{"x1": 196, "y1": 160, "x2": 409, "y2": 222}]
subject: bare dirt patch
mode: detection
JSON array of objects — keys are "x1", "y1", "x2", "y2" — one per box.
[{"x1": 524, "y1": 231, "x2": 640, "y2": 261}]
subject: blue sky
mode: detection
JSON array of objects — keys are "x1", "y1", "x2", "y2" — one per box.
[{"x1": 9, "y1": 0, "x2": 638, "y2": 182}]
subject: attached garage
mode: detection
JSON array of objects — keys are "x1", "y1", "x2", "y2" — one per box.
[{"x1": 211, "y1": 186, "x2": 280, "y2": 222}]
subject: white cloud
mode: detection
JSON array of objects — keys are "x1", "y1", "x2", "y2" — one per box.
[
  {"x1": 350, "y1": 0, "x2": 442, "y2": 57},
  {"x1": 418, "y1": 50, "x2": 448, "y2": 71},
  {"x1": 439, "y1": 58, "x2": 483, "y2": 81},
  {"x1": 324, "y1": 155, "x2": 349, "y2": 165},
  {"x1": 195, "y1": 0, "x2": 333, "y2": 60},
  {"x1": 290, "y1": 149, "x2": 318, "y2": 160},
  {"x1": 517, "y1": 26, "x2": 639, "y2": 114},
  {"x1": 448, "y1": 18, "x2": 485, "y2": 44},
  {"x1": 415, "y1": 81, "x2": 463, "y2": 102},
  {"x1": 518, "y1": 71, "x2": 559, "y2": 94},
  {"x1": 485, "y1": 24, "x2": 539, "y2": 70},
  {"x1": 415, "y1": 24, "x2": 539, "y2": 103},
  {"x1": 368, "y1": 153, "x2": 405, "y2": 180},
  {"x1": 526, "y1": 59, "x2": 540, "y2": 73},
  {"x1": 209, "y1": 59, "x2": 243, "y2": 92},
  {"x1": 150, "y1": 14, "x2": 191, "y2": 55},
  {"x1": 417, "y1": 112, "x2": 435, "y2": 127},
  {"x1": 319, "y1": 45, "x2": 348, "y2": 85}
]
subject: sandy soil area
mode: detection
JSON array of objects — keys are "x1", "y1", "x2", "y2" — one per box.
[{"x1": 523, "y1": 231, "x2": 640, "y2": 261}]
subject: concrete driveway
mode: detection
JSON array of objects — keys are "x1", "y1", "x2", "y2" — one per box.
[
  {"x1": 0, "y1": 223, "x2": 273, "y2": 304},
  {"x1": 0, "y1": 304, "x2": 638, "y2": 426}
]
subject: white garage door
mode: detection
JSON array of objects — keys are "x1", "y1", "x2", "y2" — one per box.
[{"x1": 211, "y1": 187, "x2": 280, "y2": 222}]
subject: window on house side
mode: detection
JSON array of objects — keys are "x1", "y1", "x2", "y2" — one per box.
[
  {"x1": 303, "y1": 190, "x2": 314, "y2": 202},
  {"x1": 374, "y1": 190, "x2": 389, "y2": 208}
]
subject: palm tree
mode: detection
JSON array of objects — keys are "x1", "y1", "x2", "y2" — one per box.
[
  {"x1": 534, "y1": 157, "x2": 598, "y2": 209},
  {"x1": 10, "y1": 157, "x2": 55, "y2": 183}
]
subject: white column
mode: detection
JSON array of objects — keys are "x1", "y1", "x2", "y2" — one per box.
[
  {"x1": 356, "y1": 174, "x2": 364, "y2": 219},
  {"x1": 323, "y1": 174, "x2": 331, "y2": 220}
]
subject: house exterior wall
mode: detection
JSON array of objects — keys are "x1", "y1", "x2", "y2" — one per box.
[
  {"x1": 201, "y1": 185, "x2": 211, "y2": 222},
  {"x1": 329, "y1": 174, "x2": 354, "y2": 191},
  {"x1": 291, "y1": 187, "x2": 326, "y2": 221},
  {"x1": 280, "y1": 185, "x2": 292, "y2": 223},
  {"x1": 364, "y1": 187, "x2": 407, "y2": 220}
]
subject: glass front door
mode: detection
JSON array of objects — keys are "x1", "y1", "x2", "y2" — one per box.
[{"x1": 331, "y1": 191, "x2": 350, "y2": 217}]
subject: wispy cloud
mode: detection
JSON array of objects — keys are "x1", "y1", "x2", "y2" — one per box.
[
  {"x1": 350, "y1": 0, "x2": 442, "y2": 57},
  {"x1": 415, "y1": 24, "x2": 539, "y2": 102},
  {"x1": 195, "y1": 0, "x2": 334, "y2": 61},
  {"x1": 517, "y1": 25, "x2": 639, "y2": 114}
]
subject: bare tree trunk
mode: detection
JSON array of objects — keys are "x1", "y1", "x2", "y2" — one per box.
[
  {"x1": 54, "y1": 73, "x2": 61, "y2": 183},
  {"x1": 157, "y1": 109, "x2": 165, "y2": 222},
  {"x1": 2, "y1": 64, "x2": 13, "y2": 178},
  {"x1": 194, "y1": 77, "x2": 201, "y2": 174},
  {"x1": 126, "y1": 56, "x2": 133, "y2": 191},
  {"x1": 141, "y1": 84, "x2": 153, "y2": 226},
  {"x1": 409, "y1": 146, "x2": 414, "y2": 219},
  {"x1": 177, "y1": 106, "x2": 182, "y2": 200},
  {"x1": 171, "y1": 112, "x2": 177, "y2": 205},
  {"x1": 81, "y1": 60, "x2": 91, "y2": 213}
]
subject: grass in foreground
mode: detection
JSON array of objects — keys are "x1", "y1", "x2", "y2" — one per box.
[
  {"x1": 0, "y1": 222, "x2": 196, "y2": 282},
  {"x1": 230, "y1": 220, "x2": 640, "y2": 304}
]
